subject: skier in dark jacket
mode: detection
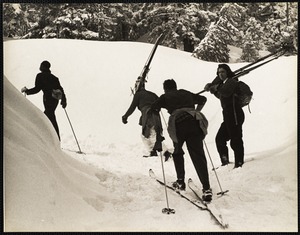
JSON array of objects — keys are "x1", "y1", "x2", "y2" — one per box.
[
  {"x1": 21, "y1": 60, "x2": 67, "y2": 140},
  {"x1": 122, "y1": 81, "x2": 171, "y2": 159},
  {"x1": 204, "y1": 64, "x2": 245, "y2": 168},
  {"x1": 151, "y1": 79, "x2": 212, "y2": 202}
]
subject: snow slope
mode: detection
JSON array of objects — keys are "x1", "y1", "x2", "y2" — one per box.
[{"x1": 3, "y1": 39, "x2": 298, "y2": 232}]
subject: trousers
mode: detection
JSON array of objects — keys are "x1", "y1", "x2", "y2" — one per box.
[
  {"x1": 172, "y1": 117, "x2": 210, "y2": 190},
  {"x1": 44, "y1": 99, "x2": 60, "y2": 140},
  {"x1": 216, "y1": 108, "x2": 245, "y2": 164}
]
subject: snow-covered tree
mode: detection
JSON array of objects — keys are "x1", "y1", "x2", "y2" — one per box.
[
  {"x1": 239, "y1": 17, "x2": 262, "y2": 62},
  {"x1": 146, "y1": 3, "x2": 213, "y2": 51},
  {"x1": 3, "y1": 2, "x2": 297, "y2": 59},
  {"x1": 240, "y1": 42, "x2": 260, "y2": 62},
  {"x1": 192, "y1": 3, "x2": 246, "y2": 62},
  {"x1": 3, "y1": 4, "x2": 29, "y2": 38}
]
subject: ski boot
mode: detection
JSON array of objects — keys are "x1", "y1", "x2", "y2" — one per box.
[
  {"x1": 202, "y1": 188, "x2": 213, "y2": 202},
  {"x1": 172, "y1": 179, "x2": 186, "y2": 191},
  {"x1": 221, "y1": 155, "x2": 229, "y2": 166}
]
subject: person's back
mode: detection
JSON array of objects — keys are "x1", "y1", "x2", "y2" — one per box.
[
  {"x1": 123, "y1": 88, "x2": 158, "y2": 119},
  {"x1": 28, "y1": 71, "x2": 62, "y2": 99},
  {"x1": 36, "y1": 72, "x2": 60, "y2": 92},
  {"x1": 25, "y1": 61, "x2": 66, "y2": 103},
  {"x1": 160, "y1": 89, "x2": 196, "y2": 114},
  {"x1": 135, "y1": 89, "x2": 158, "y2": 111}
]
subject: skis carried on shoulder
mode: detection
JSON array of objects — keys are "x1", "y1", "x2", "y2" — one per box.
[
  {"x1": 188, "y1": 178, "x2": 229, "y2": 228},
  {"x1": 132, "y1": 34, "x2": 164, "y2": 95},
  {"x1": 150, "y1": 169, "x2": 228, "y2": 228},
  {"x1": 197, "y1": 42, "x2": 294, "y2": 95}
]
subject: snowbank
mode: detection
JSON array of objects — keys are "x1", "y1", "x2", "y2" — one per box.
[{"x1": 4, "y1": 76, "x2": 123, "y2": 231}]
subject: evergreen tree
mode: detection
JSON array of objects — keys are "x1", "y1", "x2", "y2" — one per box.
[
  {"x1": 240, "y1": 42, "x2": 260, "y2": 62},
  {"x1": 146, "y1": 3, "x2": 212, "y2": 51},
  {"x1": 3, "y1": 2, "x2": 298, "y2": 60},
  {"x1": 192, "y1": 3, "x2": 246, "y2": 62},
  {"x1": 193, "y1": 21, "x2": 230, "y2": 62},
  {"x1": 240, "y1": 17, "x2": 262, "y2": 62},
  {"x1": 3, "y1": 3, "x2": 29, "y2": 37}
]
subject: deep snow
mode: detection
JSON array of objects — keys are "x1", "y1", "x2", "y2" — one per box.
[{"x1": 3, "y1": 39, "x2": 298, "y2": 232}]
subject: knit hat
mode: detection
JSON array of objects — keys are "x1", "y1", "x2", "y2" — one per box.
[{"x1": 40, "y1": 60, "x2": 51, "y2": 72}]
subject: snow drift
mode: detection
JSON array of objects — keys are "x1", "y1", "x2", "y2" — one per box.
[
  {"x1": 4, "y1": 75, "x2": 124, "y2": 231},
  {"x1": 3, "y1": 39, "x2": 298, "y2": 232}
]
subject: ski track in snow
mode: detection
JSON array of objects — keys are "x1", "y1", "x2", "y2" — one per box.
[{"x1": 3, "y1": 39, "x2": 297, "y2": 232}]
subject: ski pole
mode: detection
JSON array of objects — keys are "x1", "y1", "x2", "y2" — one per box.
[
  {"x1": 203, "y1": 140, "x2": 229, "y2": 196},
  {"x1": 160, "y1": 151, "x2": 175, "y2": 214},
  {"x1": 160, "y1": 111, "x2": 168, "y2": 129},
  {"x1": 63, "y1": 108, "x2": 84, "y2": 154}
]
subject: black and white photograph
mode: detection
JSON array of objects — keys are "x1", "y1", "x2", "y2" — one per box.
[{"x1": 3, "y1": 1, "x2": 298, "y2": 232}]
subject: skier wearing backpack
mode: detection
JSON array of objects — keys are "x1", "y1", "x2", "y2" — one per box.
[
  {"x1": 122, "y1": 80, "x2": 172, "y2": 159},
  {"x1": 21, "y1": 60, "x2": 67, "y2": 141},
  {"x1": 151, "y1": 79, "x2": 212, "y2": 202},
  {"x1": 204, "y1": 64, "x2": 251, "y2": 168}
]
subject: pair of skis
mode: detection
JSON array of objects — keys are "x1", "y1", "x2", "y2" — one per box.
[
  {"x1": 132, "y1": 34, "x2": 164, "y2": 95},
  {"x1": 196, "y1": 42, "x2": 293, "y2": 95},
  {"x1": 149, "y1": 169, "x2": 229, "y2": 229}
]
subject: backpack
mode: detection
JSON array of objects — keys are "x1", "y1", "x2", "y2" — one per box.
[{"x1": 237, "y1": 81, "x2": 253, "y2": 107}]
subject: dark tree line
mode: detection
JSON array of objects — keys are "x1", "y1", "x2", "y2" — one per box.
[{"x1": 3, "y1": 2, "x2": 298, "y2": 62}]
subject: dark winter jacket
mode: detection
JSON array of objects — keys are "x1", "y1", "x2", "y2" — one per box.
[
  {"x1": 124, "y1": 88, "x2": 158, "y2": 123},
  {"x1": 124, "y1": 88, "x2": 162, "y2": 138},
  {"x1": 151, "y1": 89, "x2": 207, "y2": 114},
  {"x1": 214, "y1": 78, "x2": 239, "y2": 109},
  {"x1": 151, "y1": 89, "x2": 207, "y2": 143},
  {"x1": 26, "y1": 71, "x2": 66, "y2": 104},
  {"x1": 213, "y1": 78, "x2": 244, "y2": 125}
]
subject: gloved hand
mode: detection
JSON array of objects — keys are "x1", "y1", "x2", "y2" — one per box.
[
  {"x1": 61, "y1": 101, "x2": 67, "y2": 109},
  {"x1": 209, "y1": 84, "x2": 218, "y2": 94},
  {"x1": 21, "y1": 86, "x2": 28, "y2": 94},
  {"x1": 122, "y1": 115, "x2": 128, "y2": 124},
  {"x1": 204, "y1": 83, "x2": 212, "y2": 91}
]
